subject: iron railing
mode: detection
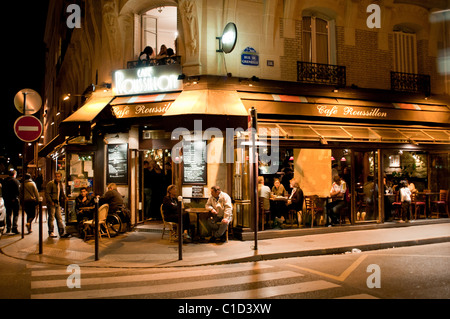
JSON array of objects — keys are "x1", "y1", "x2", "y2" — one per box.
[
  {"x1": 297, "y1": 61, "x2": 346, "y2": 87},
  {"x1": 390, "y1": 71, "x2": 431, "y2": 96},
  {"x1": 127, "y1": 56, "x2": 182, "y2": 69}
]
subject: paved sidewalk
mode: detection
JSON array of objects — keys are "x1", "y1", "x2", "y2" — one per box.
[{"x1": 1, "y1": 220, "x2": 449, "y2": 268}]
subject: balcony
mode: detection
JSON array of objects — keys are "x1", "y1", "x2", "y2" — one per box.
[
  {"x1": 127, "y1": 56, "x2": 182, "y2": 69},
  {"x1": 390, "y1": 71, "x2": 431, "y2": 96},
  {"x1": 297, "y1": 61, "x2": 346, "y2": 87}
]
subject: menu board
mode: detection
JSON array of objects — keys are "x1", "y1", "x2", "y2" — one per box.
[
  {"x1": 183, "y1": 140, "x2": 207, "y2": 185},
  {"x1": 107, "y1": 144, "x2": 128, "y2": 184}
]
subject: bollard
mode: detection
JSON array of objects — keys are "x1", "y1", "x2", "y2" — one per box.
[
  {"x1": 94, "y1": 198, "x2": 99, "y2": 261},
  {"x1": 177, "y1": 196, "x2": 183, "y2": 260},
  {"x1": 38, "y1": 200, "x2": 43, "y2": 254}
]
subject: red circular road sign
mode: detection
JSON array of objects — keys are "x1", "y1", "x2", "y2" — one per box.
[{"x1": 13, "y1": 115, "x2": 43, "y2": 143}]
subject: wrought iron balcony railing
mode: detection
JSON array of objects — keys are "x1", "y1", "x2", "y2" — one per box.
[
  {"x1": 297, "y1": 61, "x2": 346, "y2": 87},
  {"x1": 127, "y1": 56, "x2": 182, "y2": 69},
  {"x1": 390, "y1": 71, "x2": 431, "y2": 96}
]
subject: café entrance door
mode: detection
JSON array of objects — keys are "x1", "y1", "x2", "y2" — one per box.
[{"x1": 353, "y1": 150, "x2": 381, "y2": 223}]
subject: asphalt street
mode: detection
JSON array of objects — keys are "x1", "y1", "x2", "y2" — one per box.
[{"x1": 0, "y1": 242, "x2": 448, "y2": 300}]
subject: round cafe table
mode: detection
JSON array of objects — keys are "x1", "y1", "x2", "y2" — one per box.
[{"x1": 185, "y1": 208, "x2": 210, "y2": 240}]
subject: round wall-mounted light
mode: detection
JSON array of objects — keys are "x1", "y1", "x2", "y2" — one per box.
[{"x1": 221, "y1": 22, "x2": 237, "y2": 54}]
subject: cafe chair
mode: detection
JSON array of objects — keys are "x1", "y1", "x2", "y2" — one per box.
[
  {"x1": 160, "y1": 204, "x2": 177, "y2": 242},
  {"x1": 305, "y1": 195, "x2": 323, "y2": 228},
  {"x1": 258, "y1": 197, "x2": 271, "y2": 230},
  {"x1": 391, "y1": 191, "x2": 402, "y2": 220},
  {"x1": 431, "y1": 189, "x2": 449, "y2": 219},
  {"x1": 83, "y1": 204, "x2": 110, "y2": 241},
  {"x1": 339, "y1": 189, "x2": 351, "y2": 225},
  {"x1": 411, "y1": 193, "x2": 426, "y2": 220}
]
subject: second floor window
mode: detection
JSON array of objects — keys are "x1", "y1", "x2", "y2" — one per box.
[
  {"x1": 142, "y1": 6, "x2": 178, "y2": 57},
  {"x1": 302, "y1": 16, "x2": 330, "y2": 64},
  {"x1": 393, "y1": 26, "x2": 417, "y2": 74}
]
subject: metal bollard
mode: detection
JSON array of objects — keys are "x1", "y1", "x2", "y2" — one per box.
[
  {"x1": 94, "y1": 198, "x2": 99, "y2": 261},
  {"x1": 38, "y1": 200, "x2": 43, "y2": 254},
  {"x1": 178, "y1": 196, "x2": 183, "y2": 260}
]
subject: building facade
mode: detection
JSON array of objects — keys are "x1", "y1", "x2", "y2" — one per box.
[{"x1": 40, "y1": 0, "x2": 450, "y2": 238}]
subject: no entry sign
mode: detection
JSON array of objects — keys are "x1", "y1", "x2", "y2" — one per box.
[{"x1": 14, "y1": 115, "x2": 43, "y2": 143}]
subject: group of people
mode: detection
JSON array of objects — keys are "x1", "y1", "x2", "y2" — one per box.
[
  {"x1": 1, "y1": 170, "x2": 37, "y2": 234},
  {"x1": 258, "y1": 174, "x2": 349, "y2": 228},
  {"x1": 1, "y1": 169, "x2": 125, "y2": 238},
  {"x1": 162, "y1": 185, "x2": 232, "y2": 243},
  {"x1": 138, "y1": 45, "x2": 177, "y2": 66}
]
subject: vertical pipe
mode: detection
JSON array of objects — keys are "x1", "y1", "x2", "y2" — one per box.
[{"x1": 178, "y1": 195, "x2": 183, "y2": 260}]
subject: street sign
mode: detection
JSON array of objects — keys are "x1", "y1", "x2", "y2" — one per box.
[
  {"x1": 13, "y1": 115, "x2": 43, "y2": 143},
  {"x1": 14, "y1": 89, "x2": 42, "y2": 114}
]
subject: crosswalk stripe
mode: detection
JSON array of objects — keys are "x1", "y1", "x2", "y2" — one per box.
[
  {"x1": 188, "y1": 280, "x2": 340, "y2": 299},
  {"x1": 31, "y1": 270, "x2": 302, "y2": 299},
  {"x1": 31, "y1": 264, "x2": 274, "y2": 289}
]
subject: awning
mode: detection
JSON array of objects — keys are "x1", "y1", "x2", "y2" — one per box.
[
  {"x1": 164, "y1": 90, "x2": 248, "y2": 116},
  {"x1": 60, "y1": 92, "x2": 114, "y2": 137},
  {"x1": 38, "y1": 134, "x2": 66, "y2": 158},
  {"x1": 258, "y1": 121, "x2": 450, "y2": 145},
  {"x1": 240, "y1": 92, "x2": 450, "y2": 126}
]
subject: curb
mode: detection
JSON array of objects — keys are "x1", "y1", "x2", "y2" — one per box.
[{"x1": 196, "y1": 236, "x2": 450, "y2": 266}]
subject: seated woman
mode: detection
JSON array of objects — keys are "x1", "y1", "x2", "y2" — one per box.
[
  {"x1": 162, "y1": 185, "x2": 193, "y2": 240},
  {"x1": 286, "y1": 178, "x2": 304, "y2": 219},
  {"x1": 138, "y1": 46, "x2": 154, "y2": 66}
]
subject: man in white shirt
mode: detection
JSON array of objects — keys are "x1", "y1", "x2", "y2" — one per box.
[{"x1": 205, "y1": 186, "x2": 233, "y2": 242}]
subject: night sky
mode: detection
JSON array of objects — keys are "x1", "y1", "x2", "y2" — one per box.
[{"x1": 1, "y1": 1, "x2": 49, "y2": 171}]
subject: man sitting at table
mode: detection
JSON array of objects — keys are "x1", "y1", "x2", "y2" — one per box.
[
  {"x1": 205, "y1": 186, "x2": 233, "y2": 243},
  {"x1": 75, "y1": 187, "x2": 95, "y2": 222}
]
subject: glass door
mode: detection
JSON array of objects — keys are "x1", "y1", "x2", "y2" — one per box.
[{"x1": 354, "y1": 150, "x2": 380, "y2": 222}]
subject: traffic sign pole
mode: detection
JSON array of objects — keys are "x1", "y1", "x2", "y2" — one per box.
[
  {"x1": 21, "y1": 94, "x2": 26, "y2": 239},
  {"x1": 13, "y1": 89, "x2": 42, "y2": 239}
]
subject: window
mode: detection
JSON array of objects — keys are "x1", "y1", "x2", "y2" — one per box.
[
  {"x1": 393, "y1": 26, "x2": 417, "y2": 74},
  {"x1": 142, "y1": 6, "x2": 178, "y2": 56},
  {"x1": 302, "y1": 16, "x2": 331, "y2": 64}
]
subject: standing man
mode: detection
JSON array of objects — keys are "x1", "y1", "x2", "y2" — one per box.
[
  {"x1": 205, "y1": 186, "x2": 233, "y2": 243},
  {"x1": 3, "y1": 170, "x2": 20, "y2": 234},
  {"x1": 45, "y1": 172, "x2": 67, "y2": 238}
]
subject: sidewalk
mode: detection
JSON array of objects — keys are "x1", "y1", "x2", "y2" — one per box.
[{"x1": 1, "y1": 219, "x2": 449, "y2": 268}]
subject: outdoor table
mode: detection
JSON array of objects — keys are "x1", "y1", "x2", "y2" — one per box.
[
  {"x1": 185, "y1": 208, "x2": 210, "y2": 240},
  {"x1": 270, "y1": 196, "x2": 288, "y2": 221}
]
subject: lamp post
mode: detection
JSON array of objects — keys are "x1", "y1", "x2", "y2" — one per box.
[{"x1": 249, "y1": 107, "x2": 259, "y2": 251}]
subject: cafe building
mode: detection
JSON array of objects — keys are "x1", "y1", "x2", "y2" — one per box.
[{"x1": 39, "y1": 0, "x2": 450, "y2": 238}]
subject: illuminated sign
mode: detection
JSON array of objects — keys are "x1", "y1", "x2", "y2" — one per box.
[
  {"x1": 113, "y1": 64, "x2": 183, "y2": 96},
  {"x1": 111, "y1": 102, "x2": 172, "y2": 119}
]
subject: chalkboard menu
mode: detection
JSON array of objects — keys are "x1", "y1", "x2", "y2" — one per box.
[
  {"x1": 107, "y1": 144, "x2": 128, "y2": 184},
  {"x1": 183, "y1": 140, "x2": 207, "y2": 184}
]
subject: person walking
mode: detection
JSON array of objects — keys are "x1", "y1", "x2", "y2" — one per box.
[
  {"x1": 2, "y1": 170, "x2": 20, "y2": 234},
  {"x1": 45, "y1": 172, "x2": 68, "y2": 238},
  {"x1": 23, "y1": 173, "x2": 39, "y2": 234}
]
